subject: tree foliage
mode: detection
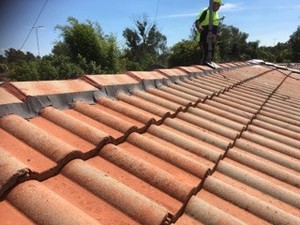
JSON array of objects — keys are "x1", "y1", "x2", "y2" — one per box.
[
  {"x1": 0, "y1": 64, "x2": 9, "y2": 73},
  {"x1": 288, "y1": 26, "x2": 300, "y2": 62},
  {"x1": 168, "y1": 40, "x2": 200, "y2": 67},
  {"x1": 4, "y1": 48, "x2": 36, "y2": 63},
  {"x1": 9, "y1": 60, "x2": 39, "y2": 81},
  {"x1": 8, "y1": 56, "x2": 83, "y2": 81},
  {"x1": 218, "y1": 25, "x2": 256, "y2": 62},
  {"x1": 2, "y1": 18, "x2": 300, "y2": 81},
  {"x1": 55, "y1": 17, "x2": 122, "y2": 73},
  {"x1": 123, "y1": 15, "x2": 168, "y2": 70}
]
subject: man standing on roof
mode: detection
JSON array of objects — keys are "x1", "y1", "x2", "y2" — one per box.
[{"x1": 195, "y1": 0, "x2": 222, "y2": 65}]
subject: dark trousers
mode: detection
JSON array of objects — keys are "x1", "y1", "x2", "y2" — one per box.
[{"x1": 200, "y1": 34, "x2": 216, "y2": 64}]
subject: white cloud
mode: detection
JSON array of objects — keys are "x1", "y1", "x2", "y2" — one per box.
[
  {"x1": 275, "y1": 5, "x2": 297, "y2": 10},
  {"x1": 160, "y1": 13, "x2": 198, "y2": 19},
  {"x1": 160, "y1": 2, "x2": 246, "y2": 19},
  {"x1": 220, "y1": 3, "x2": 245, "y2": 12}
]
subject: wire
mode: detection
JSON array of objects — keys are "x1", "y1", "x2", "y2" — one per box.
[
  {"x1": 19, "y1": 0, "x2": 49, "y2": 50},
  {"x1": 154, "y1": 0, "x2": 160, "y2": 24}
]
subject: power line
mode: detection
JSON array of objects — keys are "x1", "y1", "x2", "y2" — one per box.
[
  {"x1": 154, "y1": 0, "x2": 160, "y2": 24},
  {"x1": 19, "y1": 0, "x2": 49, "y2": 51}
]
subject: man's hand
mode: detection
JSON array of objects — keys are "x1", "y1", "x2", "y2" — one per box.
[
  {"x1": 195, "y1": 20, "x2": 203, "y2": 33},
  {"x1": 197, "y1": 26, "x2": 203, "y2": 33}
]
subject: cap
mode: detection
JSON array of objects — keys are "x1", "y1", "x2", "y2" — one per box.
[{"x1": 213, "y1": 0, "x2": 222, "y2": 4}]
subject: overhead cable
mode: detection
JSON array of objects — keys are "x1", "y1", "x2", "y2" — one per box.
[
  {"x1": 154, "y1": 0, "x2": 160, "y2": 24},
  {"x1": 19, "y1": 0, "x2": 49, "y2": 50}
]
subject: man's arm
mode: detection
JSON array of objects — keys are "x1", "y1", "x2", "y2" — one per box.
[{"x1": 195, "y1": 9, "x2": 207, "y2": 33}]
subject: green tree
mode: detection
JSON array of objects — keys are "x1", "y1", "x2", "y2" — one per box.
[
  {"x1": 257, "y1": 47, "x2": 276, "y2": 62},
  {"x1": 270, "y1": 42, "x2": 290, "y2": 63},
  {"x1": 244, "y1": 41, "x2": 259, "y2": 59},
  {"x1": 37, "y1": 59, "x2": 59, "y2": 80},
  {"x1": 218, "y1": 25, "x2": 250, "y2": 61},
  {"x1": 0, "y1": 55, "x2": 7, "y2": 64},
  {"x1": 4, "y1": 48, "x2": 36, "y2": 63},
  {"x1": 43, "y1": 55, "x2": 83, "y2": 79},
  {"x1": 122, "y1": 15, "x2": 168, "y2": 70},
  {"x1": 168, "y1": 40, "x2": 200, "y2": 67},
  {"x1": 288, "y1": 26, "x2": 300, "y2": 62},
  {"x1": 0, "y1": 64, "x2": 9, "y2": 73},
  {"x1": 9, "y1": 60, "x2": 39, "y2": 81},
  {"x1": 55, "y1": 17, "x2": 121, "y2": 73},
  {"x1": 51, "y1": 41, "x2": 71, "y2": 57}
]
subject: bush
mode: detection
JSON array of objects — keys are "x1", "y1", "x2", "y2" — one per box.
[
  {"x1": 0, "y1": 64, "x2": 8, "y2": 73},
  {"x1": 168, "y1": 40, "x2": 201, "y2": 67},
  {"x1": 9, "y1": 61, "x2": 39, "y2": 81}
]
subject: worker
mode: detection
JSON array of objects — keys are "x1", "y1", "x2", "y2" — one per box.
[{"x1": 195, "y1": 0, "x2": 222, "y2": 65}]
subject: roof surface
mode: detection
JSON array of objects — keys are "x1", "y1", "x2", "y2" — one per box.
[{"x1": 0, "y1": 62, "x2": 300, "y2": 225}]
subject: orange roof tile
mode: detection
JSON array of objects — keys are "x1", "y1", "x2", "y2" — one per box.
[
  {"x1": 83, "y1": 74, "x2": 140, "y2": 87},
  {"x1": 0, "y1": 87, "x2": 22, "y2": 104},
  {"x1": 6, "y1": 79, "x2": 98, "y2": 100},
  {"x1": 0, "y1": 62, "x2": 300, "y2": 225}
]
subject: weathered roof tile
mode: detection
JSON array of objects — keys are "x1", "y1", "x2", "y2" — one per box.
[
  {"x1": 82, "y1": 74, "x2": 139, "y2": 87},
  {"x1": 0, "y1": 86, "x2": 22, "y2": 104},
  {"x1": 1, "y1": 63, "x2": 300, "y2": 225},
  {"x1": 6, "y1": 79, "x2": 97, "y2": 100}
]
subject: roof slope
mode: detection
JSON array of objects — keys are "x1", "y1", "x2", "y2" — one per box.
[{"x1": 0, "y1": 62, "x2": 299, "y2": 225}]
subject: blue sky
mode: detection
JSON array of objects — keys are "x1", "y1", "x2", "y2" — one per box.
[{"x1": 1, "y1": 0, "x2": 300, "y2": 56}]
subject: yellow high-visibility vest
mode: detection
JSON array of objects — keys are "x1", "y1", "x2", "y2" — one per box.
[
  {"x1": 199, "y1": 8, "x2": 220, "y2": 26},
  {"x1": 195, "y1": 8, "x2": 220, "y2": 42}
]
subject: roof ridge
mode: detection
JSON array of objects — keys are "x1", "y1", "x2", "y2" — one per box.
[{"x1": 0, "y1": 63, "x2": 248, "y2": 119}]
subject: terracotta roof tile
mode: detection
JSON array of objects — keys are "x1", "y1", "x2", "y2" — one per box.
[
  {"x1": 6, "y1": 79, "x2": 98, "y2": 100},
  {"x1": 0, "y1": 200, "x2": 35, "y2": 225},
  {"x1": 0, "y1": 86, "x2": 22, "y2": 104},
  {"x1": 0, "y1": 147, "x2": 30, "y2": 197},
  {"x1": 126, "y1": 70, "x2": 167, "y2": 81},
  {"x1": 1, "y1": 62, "x2": 300, "y2": 224},
  {"x1": 156, "y1": 68, "x2": 188, "y2": 77},
  {"x1": 83, "y1": 74, "x2": 139, "y2": 87},
  {"x1": 0, "y1": 114, "x2": 88, "y2": 162},
  {"x1": 9, "y1": 179, "x2": 103, "y2": 224},
  {"x1": 0, "y1": 126, "x2": 56, "y2": 174},
  {"x1": 176, "y1": 66, "x2": 203, "y2": 73},
  {"x1": 183, "y1": 195, "x2": 247, "y2": 225}
]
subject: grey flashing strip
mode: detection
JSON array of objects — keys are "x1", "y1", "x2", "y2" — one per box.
[
  {"x1": 0, "y1": 102, "x2": 33, "y2": 119},
  {"x1": 0, "y1": 91, "x2": 97, "y2": 119},
  {"x1": 0, "y1": 66, "x2": 238, "y2": 119},
  {"x1": 0, "y1": 80, "x2": 167, "y2": 119}
]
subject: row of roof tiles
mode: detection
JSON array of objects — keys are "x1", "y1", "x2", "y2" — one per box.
[{"x1": 0, "y1": 62, "x2": 299, "y2": 225}]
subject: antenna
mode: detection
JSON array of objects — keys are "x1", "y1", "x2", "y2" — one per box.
[
  {"x1": 19, "y1": 0, "x2": 48, "y2": 52},
  {"x1": 33, "y1": 26, "x2": 45, "y2": 57}
]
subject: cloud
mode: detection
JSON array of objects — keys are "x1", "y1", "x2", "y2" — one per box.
[
  {"x1": 220, "y1": 3, "x2": 245, "y2": 12},
  {"x1": 274, "y1": 5, "x2": 297, "y2": 10},
  {"x1": 160, "y1": 12, "x2": 198, "y2": 19},
  {"x1": 160, "y1": 2, "x2": 246, "y2": 19}
]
